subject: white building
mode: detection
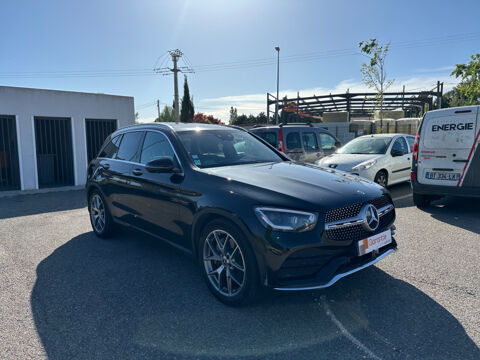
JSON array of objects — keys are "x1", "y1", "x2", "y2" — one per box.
[{"x1": 0, "y1": 86, "x2": 134, "y2": 192}]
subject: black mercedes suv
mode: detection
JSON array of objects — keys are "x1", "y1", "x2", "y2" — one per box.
[{"x1": 86, "y1": 123, "x2": 397, "y2": 305}]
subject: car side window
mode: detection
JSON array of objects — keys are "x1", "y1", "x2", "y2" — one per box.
[
  {"x1": 406, "y1": 136, "x2": 415, "y2": 152},
  {"x1": 391, "y1": 137, "x2": 408, "y2": 155},
  {"x1": 115, "y1": 131, "x2": 143, "y2": 162},
  {"x1": 99, "y1": 135, "x2": 122, "y2": 158},
  {"x1": 140, "y1": 131, "x2": 175, "y2": 164},
  {"x1": 258, "y1": 132, "x2": 277, "y2": 147},
  {"x1": 319, "y1": 133, "x2": 337, "y2": 150},
  {"x1": 302, "y1": 132, "x2": 319, "y2": 151},
  {"x1": 286, "y1": 132, "x2": 301, "y2": 150}
]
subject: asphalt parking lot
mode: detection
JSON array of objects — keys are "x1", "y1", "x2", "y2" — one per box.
[{"x1": 0, "y1": 183, "x2": 478, "y2": 360}]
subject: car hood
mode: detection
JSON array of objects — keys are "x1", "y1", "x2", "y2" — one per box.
[
  {"x1": 318, "y1": 154, "x2": 382, "y2": 171},
  {"x1": 199, "y1": 161, "x2": 386, "y2": 213}
]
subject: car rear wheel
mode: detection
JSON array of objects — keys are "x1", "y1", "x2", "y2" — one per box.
[
  {"x1": 374, "y1": 170, "x2": 388, "y2": 187},
  {"x1": 199, "y1": 219, "x2": 262, "y2": 306},
  {"x1": 89, "y1": 190, "x2": 114, "y2": 238}
]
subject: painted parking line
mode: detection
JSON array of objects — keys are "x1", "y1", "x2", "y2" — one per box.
[
  {"x1": 320, "y1": 298, "x2": 382, "y2": 360},
  {"x1": 392, "y1": 193, "x2": 412, "y2": 202}
]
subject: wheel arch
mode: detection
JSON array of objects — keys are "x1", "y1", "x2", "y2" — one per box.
[{"x1": 191, "y1": 208, "x2": 266, "y2": 283}]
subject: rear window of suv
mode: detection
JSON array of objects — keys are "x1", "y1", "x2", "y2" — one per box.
[{"x1": 256, "y1": 131, "x2": 277, "y2": 147}]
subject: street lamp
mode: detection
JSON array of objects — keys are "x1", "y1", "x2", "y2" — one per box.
[{"x1": 275, "y1": 46, "x2": 280, "y2": 125}]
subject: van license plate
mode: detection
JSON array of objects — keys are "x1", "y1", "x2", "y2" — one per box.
[
  {"x1": 425, "y1": 172, "x2": 460, "y2": 181},
  {"x1": 358, "y1": 229, "x2": 392, "y2": 256}
]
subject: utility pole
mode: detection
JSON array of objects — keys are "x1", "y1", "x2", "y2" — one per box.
[
  {"x1": 154, "y1": 49, "x2": 194, "y2": 123},
  {"x1": 171, "y1": 51, "x2": 181, "y2": 122},
  {"x1": 275, "y1": 46, "x2": 280, "y2": 125},
  {"x1": 157, "y1": 100, "x2": 161, "y2": 120}
]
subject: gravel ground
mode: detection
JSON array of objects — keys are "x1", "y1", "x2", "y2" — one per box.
[{"x1": 0, "y1": 184, "x2": 478, "y2": 359}]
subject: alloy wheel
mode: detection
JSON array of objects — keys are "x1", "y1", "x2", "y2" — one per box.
[
  {"x1": 203, "y1": 229, "x2": 246, "y2": 297},
  {"x1": 90, "y1": 194, "x2": 106, "y2": 233},
  {"x1": 376, "y1": 173, "x2": 387, "y2": 187}
]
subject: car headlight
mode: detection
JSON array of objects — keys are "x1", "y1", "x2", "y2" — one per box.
[
  {"x1": 254, "y1": 207, "x2": 318, "y2": 232},
  {"x1": 352, "y1": 159, "x2": 377, "y2": 171}
]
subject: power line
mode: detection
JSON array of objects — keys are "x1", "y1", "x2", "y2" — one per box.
[{"x1": 1, "y1": 31, "x2": 479, "y2": 79}]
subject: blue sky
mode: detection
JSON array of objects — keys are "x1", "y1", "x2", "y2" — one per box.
[{"x1": 1, "y1": 0, "x2": 480, "y2": 121}]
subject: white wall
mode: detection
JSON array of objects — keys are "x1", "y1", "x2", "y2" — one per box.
[{"x1": 0, "y1": 86, "x2": 134, "y2": 190}]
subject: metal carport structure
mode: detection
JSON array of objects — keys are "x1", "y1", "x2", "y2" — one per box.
[{"x1": 267, "y1": 82, "x2": 444, "y2": 120}]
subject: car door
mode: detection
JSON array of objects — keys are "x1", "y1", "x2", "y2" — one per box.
[
  {"x1": 105, "y1": 131, "x2": 144, "y2": 224},
  {"x1": 319, "y1": 132, "x2": 339, "y2": 157},
  {"x1": 128, "y1": 130, "x2": 188, "y2": 248},
  {"x1": 284, "y1": 129, "x2": 303, "y2": 161},
  {"x1": 389, "y1": 136, "x2": 411, "y2": 183},
  {"x1": 301, "y1": 130, "x2": 323, "y2": 163}
]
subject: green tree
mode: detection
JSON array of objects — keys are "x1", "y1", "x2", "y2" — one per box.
[
  {"x1": 155, "y1": 105, "x2": 175, "y2": 122},
  {"x1": 236, "y1": 114, "x2": 248, "y2": 124},
  {"x1": 359, "y1": 39, "x2": 394, "y2": 124},
  {"x1": 229, "y1": 107, "x2": 238, "y2": 124},
  {"x1": 256, "y1": 112, "x2": 267, "y2": 124},
  {"x1": 247, "y1": 114, "x2": 257, "y2": 124},
  {"x1": 180, "y1": 76, "x2": 195, "y2": 122},
  {"x1": 450, "y1": 54, "x2": 480, "y2": 105}
]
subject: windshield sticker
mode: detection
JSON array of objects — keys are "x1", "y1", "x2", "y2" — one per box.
[
  {"x1": 192, "y1": 155, "x2": 199, "y2": 159},
  {"x1": 194, "y1": 159, "x2": 201, "y2": 166}
]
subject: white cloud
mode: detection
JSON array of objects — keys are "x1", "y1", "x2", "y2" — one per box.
[{"x1": 196, "y1": 74, "x2": 460, "y2": 122}]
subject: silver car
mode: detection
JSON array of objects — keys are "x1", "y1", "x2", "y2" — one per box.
[{"x1": 316, "y1": 134, "x2": 415, "y2": 187}]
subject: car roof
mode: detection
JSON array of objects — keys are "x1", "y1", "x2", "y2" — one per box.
[
  {"x1": 356, "y1": 133, "x2": 412, "y2": 139},
  {"x1": 251, "y1": 125, "x2": 330, "y2": 131},
  {"x1": 114, "y1": 122, "x2": 236, "y2": 135}
]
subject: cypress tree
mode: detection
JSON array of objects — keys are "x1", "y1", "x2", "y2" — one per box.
[{"x1": 180, "y1": 76, "x2": 195, "y2": 122}]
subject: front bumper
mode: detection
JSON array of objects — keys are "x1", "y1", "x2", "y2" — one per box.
[
  {"x1": 274, "y1": 243, "x2": 396, "y2": 291},
  {"x1": 246, "y1": 195, "x2": 396, "y2": 290}
]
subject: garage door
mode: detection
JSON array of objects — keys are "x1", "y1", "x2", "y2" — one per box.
[
  {"x1": 0, "y1": 115, "x2": 21, "y2": 191},
  {"x1": 34, "y1": 117, "x2": 74, "y2": 188},
  {"x1": 85, "y1": 119, "x2": 117, "y2": 163}
]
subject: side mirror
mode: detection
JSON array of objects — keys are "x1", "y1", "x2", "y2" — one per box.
[
  {"x1": 391, "y1": 149, "x2": 404, "y2": 157},
  {"x1": 334, "y1": 141, "x2": 341, "y2": 149},
  {"x1": 145, "y1": 157, "x2": 177, "y2": 173}
]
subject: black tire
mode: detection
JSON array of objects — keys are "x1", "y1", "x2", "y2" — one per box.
[
  {"x1": 198, "y1": 219, "x2": 262, "y2": 306},
  {"x1": 374, "y1": 170, "x2": 388, "y2": 187},
  {"x1": 413, "y1": 192, "x2": 431, "y2": 208},
  {"x1": 88, "y1": 190, "x2": 114, "y2": 238}
]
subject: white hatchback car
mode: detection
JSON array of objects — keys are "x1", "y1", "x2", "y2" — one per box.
[{"x1": 316, "y1": 134, "x2": 415, "y2": 187}]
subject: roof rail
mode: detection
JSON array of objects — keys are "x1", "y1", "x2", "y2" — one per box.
[{"x1": 279, "y1": 121, "x2": 313, "y2": 127}]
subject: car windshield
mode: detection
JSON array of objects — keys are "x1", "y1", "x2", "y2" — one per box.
[
  {"x1": 177, "y1": 128, "x2": 284, "y2": 168},
  {"x1": 337, "y1": 137, "x2": 392, "y2": 154}
]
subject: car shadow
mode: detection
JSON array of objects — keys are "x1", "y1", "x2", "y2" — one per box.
[
  {"x1": 0, "y1": 190, "x2": 86, "y2": 219},
  {"x1": 31, "y1": 230, "x2": 479, "y2": 360}
]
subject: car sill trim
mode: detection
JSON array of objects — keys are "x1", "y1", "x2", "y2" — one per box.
[{"x1": 273, "y1": 248, "x2": 395, "y2": 291}]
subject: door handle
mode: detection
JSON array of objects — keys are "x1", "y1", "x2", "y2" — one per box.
[
  {"x1": 102, "y1": 163, "x2": 110, "y2": 170},
  {"x1": 132, "y1": 168, "x2": 143, "y2": 176},
  {"x1": 453, "y1": 159, "x2": 468, "y2": 163}
]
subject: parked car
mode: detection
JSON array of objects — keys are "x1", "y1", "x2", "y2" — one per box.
[
  {"x1": 316, "y1": 134, "x2": 415, "y2": 187},
  {"x1": 411, "y1": 106, "x2": 480, "y2": 207},
  {"x1": 86, "y1": 123, "x2": 396, "y2": 305},
  {"x1": 250, "y1": 123, "x2": 341, "y2": 163}
]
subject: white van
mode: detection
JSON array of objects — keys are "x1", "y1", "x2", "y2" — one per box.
[{"x1": 411, "y1": 106, "x2": 480, "y2": 207}]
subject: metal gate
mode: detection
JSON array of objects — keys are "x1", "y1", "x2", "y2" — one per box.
[
  {"x1": 0, "y1": 115, "x2": 21, "y2": 191},
  {"x1": 85, "y1": 119, "x2": 117, "y2": 163},
  {"x1": 34, "y1": 117, "x2": 74, "y2": 188}
]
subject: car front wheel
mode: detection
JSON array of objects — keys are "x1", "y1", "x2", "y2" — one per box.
[
  {"x1": 374, "y1": 170, "x2": 388, "y2": 187},
  {"x1": 199, "y1": 219, "x2": 262, "y2": 306}
]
